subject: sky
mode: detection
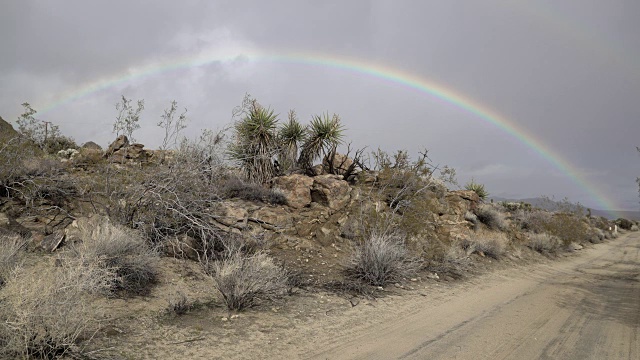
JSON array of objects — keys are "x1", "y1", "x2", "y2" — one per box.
[{"x1": 1, "y1": 0, "x2": 639, "y2": 213}]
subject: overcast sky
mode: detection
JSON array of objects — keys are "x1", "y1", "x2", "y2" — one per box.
[{"x1": 1, "y1": 0, "x2": 639, "y2": 212}]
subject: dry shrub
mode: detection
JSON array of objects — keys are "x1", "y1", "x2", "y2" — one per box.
[
  {"x1": 0, "y1": 234, "x2": 26, "y2": 288},
  {"x1": 166, "y1": 291, "x2": 192, "y2": 316},
  {"x1": 462, "y1": 233, "x2": 509, "y2": 259},
  {"x1": 474, "y1": 204, "x2": 507, "y2": 231},
  {"x1": 0, "y1": 260, "x2": 111, "y2": 359},
  {"x1": 515, "y1": 209, "x2": 552, "y2": 233},
  {"x1": 74, "y1": 219, "x2": 158, "y2": 296},
  {"x1": 209, "y1": 251, "x2": 289, "y2": 311},
  {"x1": 527, "y1": 233, "x2": 562, "y2": 253},
  {"x1": 345, "y1": 234, "x2": 422, "y2": 286},
  {"x1": 220, "y1": 176, "x2": 287, "y2": 205},
  {"x1": 543, "y1": 214, "x2": 591, "y2": 245},
  {"x1": 464, "y1": 211, "x2": 479, "y2": 229}
]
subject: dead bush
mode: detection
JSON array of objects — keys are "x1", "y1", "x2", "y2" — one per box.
[
  {"x1": 514, "y1": 209, "x2": 551, "y2": 233},
  {"x1": 474, "y1": 204, "x2": 508, "y2": 231},
  {"x1": 166, "y1": 291, "x2": 193, "y2": 316},
  {"x1": 527, "y1": 233, "x2": 562, "y2": 253},
  {"x1": 209, "y1": 251, "x2": 289, "y2": 311},
  {"x1": 0, "y1": 260, "x2": 111, "y2": 359},
  {"x1": 345, "y1": 234, "x2": 422, "y2": 286},
  {"x1": 74, "y1": 219, "x2": 158, "y2": 296},
  {"x1": 220, "y1": 176, "x2": 287, "y2": 205},
  {"x1": 0, "y1": 234, "x2": 26, "y2": 288},
  {"x1": 462, "y1": 234, "x2": 508, "y2": 259}
]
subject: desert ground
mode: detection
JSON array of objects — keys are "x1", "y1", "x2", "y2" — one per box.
[{"x1": 91, "y1": 232, "x2": 638, "y2": 360}]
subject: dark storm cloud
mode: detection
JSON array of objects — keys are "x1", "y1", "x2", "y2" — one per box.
[{"x1": 1, "y1": 0, "x2": 639, "y2": 210}]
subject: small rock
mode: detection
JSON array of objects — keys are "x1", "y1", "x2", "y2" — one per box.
[
  {"x1": 426, "y1": 273, "x2": 439, "y2": 280},
  {"x1": 0, "y1": 213, "x2": 9, "y2": 227},
  {"x1": 230, "y1": 314, "x2": 239, "y2": 319},
  {"x1": 221, "y1": 317, "x2": 228, "y2": 321}
]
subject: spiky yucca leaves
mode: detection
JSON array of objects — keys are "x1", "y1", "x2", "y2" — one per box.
[
  {"x1": 465, "y1": 179, "x2": 489, "y2": 200},
  {"x1": 298, "y1": 113, "x2": 344, "y2": 170},
  {"x1": 228, "y1": 105, "x2": 279, "y2": 184},
  {"x1": 278, "y1": 110, "x2": 306, "y2": 172}
]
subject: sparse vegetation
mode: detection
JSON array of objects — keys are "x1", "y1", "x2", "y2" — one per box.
[
  {"x1": 0, "y1": 234, "x2": 26, "y2": 288},
  {"x1": 616, "y1": 217, "x2": 634, "y2": 230},
  {"x1": 527, "y1": 233, "x2": 562, "y2": 254},
  {"x1": 297, "y1": 112, "x2": 344, "y2": 170},
  {"x1": 461, "y1": 234, "x2": 508, "y2": 260},
  {"x1": 73, "y1": 219, "x2": 159, "y2": 296},
  {"x1": 345, "y1": 234, "x2": 421, "y2": 286},
  {"x1": 474, "y1": 204, "x2": 508, "y2": 231},
  {"x1": 465, "y1": 179, "x2": 489, "y2": 200},
  {"x1": 0, "y1": 260, "x2": 112, "y2": 359},
  {"x1": 114, "y1": 95, "x2": 145, "y2": 142},
  {"x1": 0, "y1": 97, "x2": 627, "y2": 357},
  {"x1": 209, "y1": 251, "x2": 289, "y2": 311}
]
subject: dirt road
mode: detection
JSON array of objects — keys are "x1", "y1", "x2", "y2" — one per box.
[{"x1": 308, "y1": 233, "x2": 640, "y2": 360}]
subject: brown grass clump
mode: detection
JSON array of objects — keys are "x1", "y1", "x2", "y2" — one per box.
[
  {"x1": 0, "y1": 234, "x2": 26, "y2": 288},
  {"x1": 345, "y1": 234, "x2": 422, "y2": 286},
  {"x1": 474, "y1": 204, "x2": 508, "y2": 231},
  {"x1": 461, "y1": 232, "x2": 509, "y2": 260},
  {"x1": 527, "y1": 233, "x2": 563, "y2": 254},
  {"x1": 209, "y1": 251, "x2": 289, "y2": 311},
  {"x1": 0, "y1": 260, "x2": 111, "y2": 359},
  {"x1": 74, "y1": 219, "x2": 159, "y2": 296}
]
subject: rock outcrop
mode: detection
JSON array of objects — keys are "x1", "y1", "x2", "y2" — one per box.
[
  {"x1": 272, "y1": 174, "x2": 314, "y2": 209},
  {"x1": 105, "y1": 135, "x2": 129, "y2": 157},
  {"x1": 311, "y1": 175, "x2": 351, "y2": 210},
  {"x1": 104, "y1": 136, "x2": 149, "y2": 163}
]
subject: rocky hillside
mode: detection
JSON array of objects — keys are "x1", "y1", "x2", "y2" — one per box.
[{"x1": 1, "y1": 131, "x2": 635, "y2": 359}]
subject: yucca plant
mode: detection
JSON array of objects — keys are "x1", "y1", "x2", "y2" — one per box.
[
  {"x1": 278, "y1": 110, "x2": 306, "y2": 172},
  {"x1": 465, "y1": 179, "x2": 489, "y2": 200},
  {"x1": 228, "y1": 104, "x2": 279, "y2": 184},
  {"x1": 298, "y1": 113, "x2": 344, "y2": 170}
]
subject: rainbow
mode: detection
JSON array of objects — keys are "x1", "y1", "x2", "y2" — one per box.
[{"x1": 37, "y1": 49, "x2": 623, "y2": 217}]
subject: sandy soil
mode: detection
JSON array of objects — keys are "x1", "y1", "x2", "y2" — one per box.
[{"x1": 95, "y1": 233, "x2": 639, "y2": 360}]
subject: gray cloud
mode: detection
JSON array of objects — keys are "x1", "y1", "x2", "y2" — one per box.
[{"x1": 1, "y1": 0, "x2": 639, "y2": 211}]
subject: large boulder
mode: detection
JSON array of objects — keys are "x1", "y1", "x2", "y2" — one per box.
[
  {"x1": 213, "y1": 201, "x2": 249, "y2": 229},
  {"x1": 445, "y1": 190, "x2": 481, "y2": 215},
  {"x1": 81, "y1": 141, "x2": 102, "y2": 151},
  {"x1": 250, "y1": 206, "x2": 295, "y2": 231},
  {"x1": 323, "y1": 153, "x2": 355, "y2": 176},
  {"x1": 105, "y1": 135, "x2": 129, "y2": 157},
  {"x1": 0, "y1": 116, "x2": 18, "y2": 141},
  {"x1": 272, "y1": 174, "x2": 314, "y2": 209},
  {"x1": 110, "y1": 143, "x2": 148, "y2": 163},
  {"x1": 311, "y1": 175, "x2": 352, "y2": 210}
]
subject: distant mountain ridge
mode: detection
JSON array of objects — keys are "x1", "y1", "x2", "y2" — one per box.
[{"x1": 489, "y1": 196, "x2": 640, "y2": 220}]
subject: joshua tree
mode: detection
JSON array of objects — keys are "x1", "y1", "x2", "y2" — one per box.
[
  {"x1": 297, "y1": 113, "x2": 344, "y2": 170},
  {"x1": 227, "y1": 102, "x2": 279, "y2": 184},
  {"x1": 277, "y1": 110, "x2": 305, "y2": 172}
]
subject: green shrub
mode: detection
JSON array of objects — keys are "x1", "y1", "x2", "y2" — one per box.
[{"x1": 616, "y1": 218, "x2": 634, "y2": 230}]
